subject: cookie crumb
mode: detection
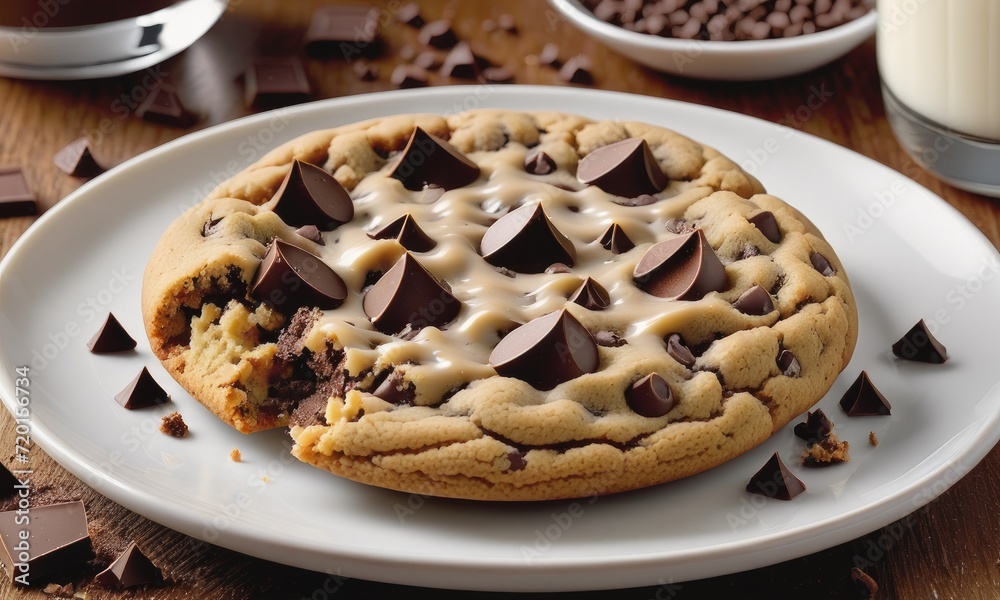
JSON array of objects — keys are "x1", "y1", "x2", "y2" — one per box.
[
  {"x1": 869, "y1": 431, "x2": 879, "y2": 446},
  {"x1": 160, "y1": 412, "x2": 188, "y2": 437},
  {"x1": 801, "y1": 435, "x2": 850, "y2": 466},
  {"x1": 43, "y1": 583, "x2": 74, "y2": 595},
  {"x1": 848, "y1": 566, "x2": 879, "y2": 598},
  {"x1": 230, "y1": 448, "x2": 242, "y2": 462}
]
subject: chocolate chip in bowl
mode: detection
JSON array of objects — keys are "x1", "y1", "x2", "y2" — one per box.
[{"x1": 548, "y1": 0, "x2": 876, "y2": 80}]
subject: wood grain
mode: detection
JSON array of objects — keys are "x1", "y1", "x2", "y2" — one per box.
[{"x1": 0, "y1": 1, "x2": 997, "y2": 598}]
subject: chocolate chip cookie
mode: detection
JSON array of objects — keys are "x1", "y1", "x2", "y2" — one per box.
[{"x1": 142, "y1": 109, "x2": 857, "y2": 500}]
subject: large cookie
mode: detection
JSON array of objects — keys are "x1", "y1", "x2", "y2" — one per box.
[{"x1": 142, "y1": 110, "x2": 857, "y2": 500}]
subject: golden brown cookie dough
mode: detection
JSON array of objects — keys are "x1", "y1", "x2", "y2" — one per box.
[{"x1": 142, "y1": 110, "x2": 857, "y2": 500}]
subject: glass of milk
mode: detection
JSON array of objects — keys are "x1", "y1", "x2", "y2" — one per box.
[{"x1": 877, "y1": 0, "x2": 1000, "y2": 196}]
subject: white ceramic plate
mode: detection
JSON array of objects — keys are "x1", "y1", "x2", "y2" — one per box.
[
  {"x1": 1, "y1": 87, "x2": 997, "y2": 592},
  {"x1": 548, "y1": 0, "x2": 876, "y2": 80}
]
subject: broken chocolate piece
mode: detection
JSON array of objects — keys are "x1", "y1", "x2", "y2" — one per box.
[
  {"x1": 524, "y1": 149, "x2": 556, "y2": 175},
  {"x1": 595, "y1": 330, "x2": 627, "y2": 347},
  {"x1": 53, "y1": 137, "x2": 105, "y2": 178},
  {"x1": 115, "y1": 367, "x2": 170, "y2": 409},
  {"x1": 599, "y1": 223, "x2": 635, "y2": 254},
  {"x1": 558, "y1": 54, "x2": 594, "y2": 84},
  {"x1": 746, "y1": 452, "x2": 806, "y2": 500},
  {"x1": 390, "y1": 64, "x2": 429, "y2": 88},
  {"x1": 0, "y1": 500, "x2": 91, "y2": 584},
  {"x1": 538, "y1": 43, "x2": 561, "y2": 67},
  {"x1": 372, "y1": 370, "x2": 415, "y2": 404},
  {"x1": 389, "y1": 127, "x2": 480, "y2": 191},
  {"x1": 732, "y1": 285, "x2": 775, "y2": 315},
  {"x1": 271, "y1": 159, "x2": 354, "y2": 230},
  {"x1": 295, "y1": 225, "x2": 325, "y2": 245},
  {"x1": 777, "y1": 349, "x2": 801, "y2": 377},
  {"x1": 251, "y1": 239, "x2": 348, "y2": 311},
  {"x1": 665, "y1": 333, "x2": 696, "y2": 367},
  {"x1": 0, "y1": 167, "x2": 37, "y2": 218},
  {"x1": 160, "y1": 412, "x2": 188, "y2": 437},
  {"x1": 418, "y1": 19, "x2": 458, "y2": 48},
  {"x1": 489, "y1": 309, "x2": 598, "y2": 391},
  {"x1": 482, "y1": 66, "x2": 514, "y2": 83},
  {"x1": 439, "y1": 41, "x2": 480, "y2": 79},
  {"x1": 793, "y1": 409, "x2": 833, "y2": 443},
  {"x1": 577, "y1": 138, "x2": 667, "y2": 198},
  {"x1": 245, "y1": 57, "x2": 311, "y2": 109},
  {"x1": 569, "y1": 277, "x2": 610, "y2": 311},
  {"x1": 626, "y1": 373, "x2": 674, "y2": 417},
  {"x1": 368, "y1": 213, "x2": 436, "y2": 252},
  {"x1": 137, "y1": 85, "x2": 195, "y2": 127},
  {"x1": 891, "y1": 319, "x2": 948, "y2": 364},
  {"x1": 304, "y1": 5, "x2": 381, "y2": 58},
  {"x1": 87, "y1": 313, "x2": 137, "y2": 353},
  {"x1": 94, "y1": 541, "x2": 163, "y2": 589},
  {"x1": 633, "y1": 229, "x2": 727, "y2": 300},
  {"x1": 396, "y1": 2, "x2": 424, "y2": 27},
  {"x1": 363, "y1": 253, "x2": 460, "y2": 334},
  {"x1": 839, "y1": 371, "x2": 892, "y2": 416},
  {"x1": 810, "y1": 251, "x2": 836, "y2": 276},
  {"x1": 0, "y1": 464, "x2": 19, "y2": 499},
  {"x1": 748, "y1": 211, "x2": 781, "y2": 243},
  {"x1": 480, "y1": 203, "x2": 576, "y2": 274}
]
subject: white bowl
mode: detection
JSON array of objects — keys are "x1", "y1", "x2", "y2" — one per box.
[{"x1": 549, "y1": 0, "x2": 876, "y2": 81}]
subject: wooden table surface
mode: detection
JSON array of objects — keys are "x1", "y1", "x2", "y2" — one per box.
[{"x1": 1, "y1": 1, "x2": 998, "y2": 598}]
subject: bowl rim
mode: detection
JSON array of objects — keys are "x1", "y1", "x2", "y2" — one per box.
[{"x1": 550, "y1": 0, "x2": 877, "y2": 55}]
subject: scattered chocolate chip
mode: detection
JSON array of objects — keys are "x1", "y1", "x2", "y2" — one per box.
[
  {"x1": 793, "y1": 409, "x2": 833, "y2": 443},
  {"x1": 304, "y1": 5, "x2": 381, "y2": 58},
  {"x1": 558, "y1": 54, "x2": 594, "y2": 84},
  {"x1": 747, "y1": 211, "x2": 781, "y2": 243},
  {"x1": 595, "y1": 330, "x2": 627, "y2": 347},
  {"x1": 368, "y1": 213, "x2": 436, "y2": 252},
  {"x1": 0, "y1": 500, "x2": 91, "y2": 584},
  {"x1": 524, "y1": 149, "x2": 556, "y2": 175},
  {"x1": 115, "y1": 367, "x2": 170, "y2": 409},
  {"x1": 613, "y1": 193, "x2": 659, "y2": 207},
  {"x1": 87, "y1": 313, "x2": 137, "y2": 353},
  {"x1": 665, "y1": 333, "x2": 696, "y2": 367},
  {"x1": 419, "y1": 19, "x2": 459, "y2": 49},
  {"x1": 160, "y1": 411, "x2": 189, "y2": 437},
  {"x1": 439, "y1": 41, "x2": 480, "y2": 78},
  {"x1": 53, "y1": 137, "x2": 105, "y2": 178},
  {"x1": 352, "y1": 60, "x2": 380, "y2": 81},
  {"x1": 777, "y1": 349, "x2": 801, "y2": 377},
  {"x1": 480, "y1": 203, "x2": 577, "y2": 274},
  {"x1": 577, "y1": 138, "x2": 667, "y2": 198},
  {"x1": 633, "y1": 229, "x2": 727, "y2": 300},
  {"x1": 245, "y1": 57, "x2": 311, "y2": 110},
  {"x1": 94, "y1": 541, "x2": 163, "y2": 589},
  {"x1": 0, "y1": 168, "x2": 36, "y2": 218},
  {"x1": 363, "y1": 253, "x2": 461, "y2": 334},
  {"x1": 372, "y1": 370, "x2": 415, "y2": 404},
  {"x1": 295, "y1": 224, "x2": 325, "y2": 245},
  {"x1": 251, "y1": 239, "x2": 348, "y2": 311},
  {"x1": 506, "y1": 450, "x2": 527, "y2": 471},
  {"x1": 390, "y1": 64, "x2": 430, "y2": 88},
  {"x1": 810, "y1": 251, "x2": 836, "y2": 276},
  {"x1": 664, "y1": 217, "x2": 693, "y2": 234},
  {"x1": 482, "y1": 66, "x2": 515, "y2": 83},
  {"x1": 626, "y1": 373, "x2": 675, "y2": 417},
  {"x1": 271, "y1": 159, "x2": 354, "y2": 231},
  {"x1": 413, "y1": 50, "x2": 441, "y2": 70},
  {"x1": 137, "y1": 84, "x2": 196, "y2": 127},
  {"x1": 839, "y1": 371, "x2": 892, "y2": 416},
  {"x1": 746, "y1": 452, "x2": 806, "y2": 500},
  {"x1": 489, "y1": 309, "x2": 599, "y2": 391},
  {"x1": 389, "y1": 127, "x2": 480, "y2": 191},
  {"x1": 538, "y1": 42, "x2": 561, "y2": 67},
  {"x1": 732, "y1": 285, "x2": 775, "y2": 315},
  {"x1": 396, "y1": 2, "x2": 424, "y2": 27},
  {"x1": 497, "y1": 13, "x2": 517, "y2": 33},
  {"x1": 569, "y1": 277, "x2": 611, "y2": 311},
  {"x1": 545, "y1": 262, "x2": 573, "y2": 274},
  {"x1": 891, "y1": 319, "x2": 948, "y2": 364},
  {"x1": 848, "y1": 567, "x2": 879, "y2": 599},
  {"x1": 599, "y1": 223, "x2": 636, "y2": 254}
]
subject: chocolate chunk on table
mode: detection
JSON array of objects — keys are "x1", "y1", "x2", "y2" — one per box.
[
  {"x1": 0, "y1": 168, "x2": 37, "y2": 218},
  {"x1": 245, "y1": 57, "x2": 312, "y2": 109},
  {"x1": 390, "y1": 64, "x2": 430, "y2": 88},
  {"x1": 418, "y1": 19, "x2": 459, "y2": 49},
  {"x1": 94, "y1": 541, "x2": 163, "y2": 589},
  {"x1": 136, "y1": 85, "x2": 196, "y2": 128},
  {"x1": 304, "y1": 5, "x2": 381, "y2": 58},
  {"x1": 0, "y1": 500, "x2": 91, "y2": 584},
  {"x1": 53, "y1": 137, "x2": 105, "y2": 178}
]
